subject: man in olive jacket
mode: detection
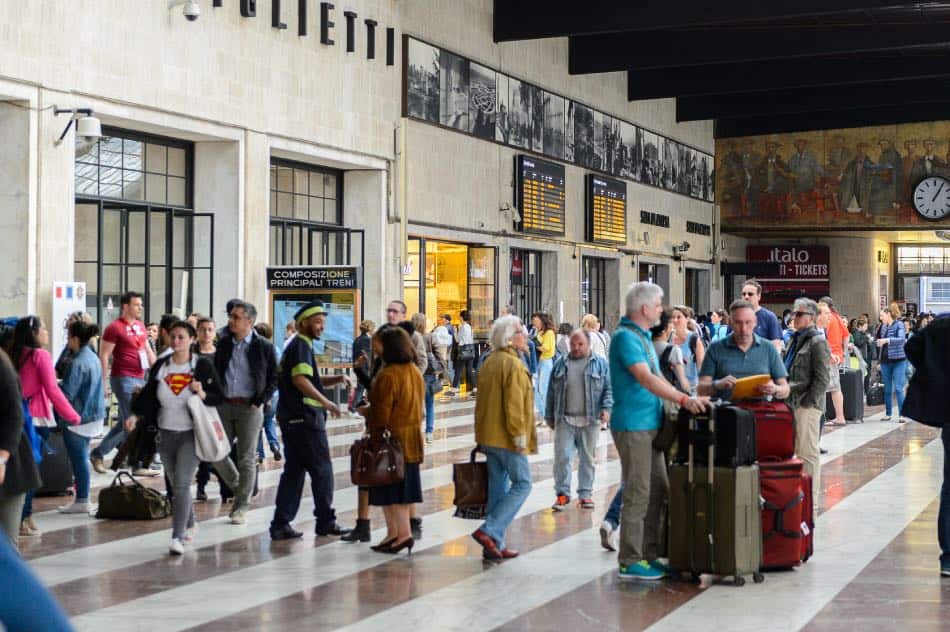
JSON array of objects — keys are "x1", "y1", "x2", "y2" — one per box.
[
  {"x1": 782, "y1": 298, "x2": 831, "y2": 505},
  {"x1": 903, "y1": 313, "x2": 950, "y2": 576},
  {"x1": 472, "y1": 315, "x2": 537, "y2": 561}
]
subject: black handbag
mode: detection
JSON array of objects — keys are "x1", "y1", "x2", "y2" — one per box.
[
  {"x1": 96, "y1": 472, "x2": 171, "y2": 520},
  {"x1": 453, "y1": 447, "x2": 488, "y2": 519},
  {"x1": 457, "y1": 344, "x2": 477, "y2": 361}
]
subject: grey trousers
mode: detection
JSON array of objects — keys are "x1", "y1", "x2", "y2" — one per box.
[
  {"x1": 0, "y1": 493, "x2": 26, "y2": 549},
  {"x1": 213, "y1": 402, "x2": 264, "y2": 510},
  {"x1": 157, "y1": 429, "x2": 199, "y2": 540},
  {"x1": 612, "y1": 429, "x2": 669, "y2": 567}
]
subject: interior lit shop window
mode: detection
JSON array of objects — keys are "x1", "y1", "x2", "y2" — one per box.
[
  {"x1": 74, "y1": 129, "x2": 212, "y2": 325},
  {"x1": 268, "y1": 159, "x2": 363, "y2": 270}
]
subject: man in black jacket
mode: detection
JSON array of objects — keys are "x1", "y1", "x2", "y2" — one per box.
[
  {"x1": 213, "y1": 300, "x2": 279, "y2": 525},
  {"x1": 903, "y1": 313, "x2": 950, "y2": 576}
]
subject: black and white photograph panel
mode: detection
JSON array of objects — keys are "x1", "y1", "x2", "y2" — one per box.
[
  {"x1": 495, "y1": 73, "x2": 510, "y2": 144},
  {"x1": 661, "y1": 137, "x2": 676, "y2": 190},
  {"x1": 439, "y1": 50, "x2": 470, "y2": 131},
  {"x1": 619, "y1": 122, "x2": 637, "y2": 180},
  {"x1": 564, "y1": 100, "x2": 576, "y2": 162},
  {"x1": 605, "y1": 117, "x2": 622, "y2": 176},
  {"x1": 678, "y1": 144, "x2": 692, "y2": 195},
  {"x1": 542, "y1": 92, "x2": 565, "y2": 160},
  {"x1": 573, "y1": 102, "x2": 594, "y2": 168},
  {"x1": 704, "y1": 153, "x2": 716, "y2": 202},
  {"x1": 642, "y1": 130, "x2": 660, "y2": 186},
  {"x1": 469, "y1": 62, "x2": 496, "y2": 140},
  {"x1": 406, "y1": 38, "x2": 440, "y2": 123},
  {"x1": 530, "y1": 84, "x2": 543, "y2": 153},
  {"x1": 508, "y1": 77, "x2": 533, "y2": 149},
  {"x1": 591, "y1": 110, "x2": 605, "y2": 171}
]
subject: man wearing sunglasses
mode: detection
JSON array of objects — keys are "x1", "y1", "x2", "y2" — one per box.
[
  {"x1": 740, "y1": 279, "x2": 784, "y2": 353},
  {"x1": 782, "y1": 299, "x2": 831, "y2": 505}
]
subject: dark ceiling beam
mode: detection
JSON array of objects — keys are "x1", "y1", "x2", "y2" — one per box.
[
  {"x1": 492, "y1": 0, "x2": 944, "y2": 41},
  {"x1": 676, "y1": 78, "x2": 950, "y2": 121},
  {"x1": 569, "y1": 25, "x2": 950, "y2": 73},
  {"x1": 627, "y1": 53, "x2": 950, "y2": 101},
  {"x1": 715, "y1": 101, "x2": 950, "y2": 138}
]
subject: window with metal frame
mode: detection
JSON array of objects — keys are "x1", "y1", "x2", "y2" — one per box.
[
  {"x1": 510, "y1": 249, "x2": 543, "y2": 321},
  {"x1": 581, "y1": 256, "x2": 607, "y2": 322},
  {"x1": 74, "y1": 128, "x2": 211, "y2": 325}
]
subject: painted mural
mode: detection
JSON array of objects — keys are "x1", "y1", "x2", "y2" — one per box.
[{"x1": 717, "y1": 121, "x2": 950, "y2": 230}]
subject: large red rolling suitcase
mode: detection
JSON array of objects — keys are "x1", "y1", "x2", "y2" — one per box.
[
  {"x1": 759, "y1": 458, "x2": 805, "y2": 569},
  {"x1": 737, "y1": 400, "x2": 795, "y2": 460},
  {"x1": 800, "y1": 472, "x2": 814, "y2": 564}
]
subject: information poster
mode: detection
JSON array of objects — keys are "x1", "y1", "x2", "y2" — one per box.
[
  {"x1": 52, "y1": 282, "x2": 86, "y2": 362},
  {"x1": 266, "y1": 267, "x2": 361, "y2": 368}
]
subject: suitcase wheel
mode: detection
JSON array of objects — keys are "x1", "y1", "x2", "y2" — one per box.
[
  {"x1": 753, "y1": 572, "x2": 765, "y2": 584},
  {"x1": 734, "y1": 576, "x2": 746, "y2": 587}
]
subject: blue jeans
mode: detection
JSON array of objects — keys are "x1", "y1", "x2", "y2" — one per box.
[
  {"x1": 62, "y1": 430, "x2": 92, "y2": 501},
  {"x1": 880, "y1": 360, "x2": 908, "y2": 417},
  {"x1": 553, "y1": 421, "x2": 599, "y2": 498},
  {"x1": 534, "y1": 358, "x2": 553, "y2": 414},
  {"x1": 0, "y1": 535, "x2": 72, "y2": 631},
  {"x1": 258, "y1": 392, "x2": 280, "y2": 459},
  {"x1": 424, "y1": 376, "x2": 436, "y2": 434},
  {"x1": 479, "y1": 445, "x2": 532, "y2": 549},
  {"x1": 939, "y1": 427, "x2": 950, "y2": 567},
  {"x1": 92, "y1": 375, "x2": 145, "y2": 459},
  {"x1": 605, "y1": 487, "x2": 623, "y2": 529}
]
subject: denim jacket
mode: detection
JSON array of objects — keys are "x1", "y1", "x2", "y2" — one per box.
[
  {"x1": 59, "y1": 345, "x2": 105, "y2": 424},
  {"x1": 544, "y1": 353, "x2": 613, "y2": 425}
]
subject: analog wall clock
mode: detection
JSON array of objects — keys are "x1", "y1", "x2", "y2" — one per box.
[{"x1": 913, "y1": 176, "x2": 950, "y2": 221}]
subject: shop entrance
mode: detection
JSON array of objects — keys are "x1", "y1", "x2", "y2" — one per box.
[
  {"x1": 404, "y1": 238, "x2": 497, "y2": 336},
  {"x1": 896, "y1": 245, "x2": 950, "y2": 314}
]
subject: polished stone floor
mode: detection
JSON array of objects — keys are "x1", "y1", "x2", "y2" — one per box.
[{"x1": 20, "y1": 399, "x2": 950, "y2": 631}]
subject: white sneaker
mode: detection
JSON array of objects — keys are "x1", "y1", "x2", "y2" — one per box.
[
  {"x1": 58, "y1": 501, "x2": 93, "y2": 515},
  {"x1": 425, "y1": 432, "x2": 434, "y2": 445},
  {"x1": 229, "y1": 509, "x2": 247, "y2": 525},
  {"x1": 133, "y1": 468, "x2": 160, "y2": 477},
  {"x1": 599, "y1": 521, "x2": 619, "y2": 552},
  {"x1": 168, "y1": 538, "x2": 185, "y2": 555}
]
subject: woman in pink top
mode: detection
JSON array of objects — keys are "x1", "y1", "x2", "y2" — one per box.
[{"x1": 9, "y1": 316, "x2": 80, "y2": 537}]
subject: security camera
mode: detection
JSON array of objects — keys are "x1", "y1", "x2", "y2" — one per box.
[
  {"x1": 183, "y1": 0, "x2": 200, "y2": 21},
  {"x1": 679, "y1": 241, "x2": 691, "y2": 252}
]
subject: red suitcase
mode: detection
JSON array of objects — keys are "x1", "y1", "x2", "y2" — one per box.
[
  {"x1": 737, "y1": 400, "x2": 795, "y2": 460},
  {"x1": 759, "y1": 458, "x2": 805, "y2": 569},
  {"x1": 800, "y1": 472, "x2": 814, "y2": 563}
]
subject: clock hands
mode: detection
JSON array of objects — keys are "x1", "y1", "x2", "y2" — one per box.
[{"x1": 933, "y1": 182, "x2": 946, "y2": 203}]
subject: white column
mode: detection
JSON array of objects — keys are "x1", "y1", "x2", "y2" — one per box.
[
  {"x1": 243, "y1": 131, "x2": 270, "y2": 314},
  {"x1": 0, "y1": 101, "x2": 34, "y2": 316}
]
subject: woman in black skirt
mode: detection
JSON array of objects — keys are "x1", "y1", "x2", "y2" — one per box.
[{"x1": 365, "y1": 327, "x2": 425, "y2": 555}]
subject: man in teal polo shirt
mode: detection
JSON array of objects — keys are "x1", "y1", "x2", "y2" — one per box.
[
  {"x1": 609, "y1": 282, "x2": 706, "y2": 581},
  {"x1": 698, "y1": 299, "x2": 790, "y2": 400}
]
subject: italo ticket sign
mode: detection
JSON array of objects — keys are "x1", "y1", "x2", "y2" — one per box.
[{"x1": 745, "y1": 245, "x2": 830, "y2": 303}]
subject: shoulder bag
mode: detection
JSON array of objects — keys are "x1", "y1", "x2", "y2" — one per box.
[
  {"x1": 453, "y1": 446, "x2": 488, "y2": 519},
  {"x1": 188, "y1": 395, "x2": 230, "y2": 462},
  {"x1": 96, "y1": 471, "x2": 171, "y2": 520},
  {"x1": 629, "y1": 326, "x2": 680, "y2": 452},
  {"x1": 350, "y1": 428, "x2": 405, "y2": 487}
]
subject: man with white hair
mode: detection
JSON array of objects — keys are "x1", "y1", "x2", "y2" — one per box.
[
  {"x1": 545, "y1": 329, "x2": 613, "y2": 511},
  {"x1": 610, "y1": 282, "x2": 706, "y2": 581},
  {"x1": 782, "y1": 298, "x2": 830, "y2": 505}
]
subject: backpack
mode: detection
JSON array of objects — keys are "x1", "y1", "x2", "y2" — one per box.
[{"x1": 659, "y1": 345, "x2": 677, "y2": 386}]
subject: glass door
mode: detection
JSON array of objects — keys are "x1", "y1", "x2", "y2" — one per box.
[{"x1": 468, "y1": 246, "x2": 497, "y2": 337}]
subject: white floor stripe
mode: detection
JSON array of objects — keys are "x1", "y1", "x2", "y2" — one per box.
[
  {"x1": 819, "y1": 413, "x2": 900, "y2": 465},
  {"x1": 34, "y1": 431, "x2": 613, "y2": 586},
  {"x1": 68, "y1": 460, "x2": 623, "y2": 632},
  {"x1": 647, "y1": 431, "x2": 943, "y2": 632}
]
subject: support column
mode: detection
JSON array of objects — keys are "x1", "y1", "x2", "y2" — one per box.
[
  {"x1": 0, "y1": 101, "x2": 34, "y2": 316},
  {"x1": 243, "y1": 131, "x2": 269, "y2": 313}
]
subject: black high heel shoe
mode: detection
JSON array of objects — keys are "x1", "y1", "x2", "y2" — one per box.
[
  {"x1": 371, "y1": 537, "x2": 397, "y2": 553},
  {"x1": 386, "y1": 537, "x2": 414, "y2": 556}
]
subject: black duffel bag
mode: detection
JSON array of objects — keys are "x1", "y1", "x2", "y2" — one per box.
[{"x1": 96, "y1": 472, "x2": 171, "y2": 520}]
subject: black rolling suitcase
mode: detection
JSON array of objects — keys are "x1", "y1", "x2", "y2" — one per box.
[
  {"x1": 36, "y1": 430, "x2": 75, "y2": 497},
  {"x1": 827, "y1": 367, "x2": 864, "y2": 423},
  {"x1": 674, "y1": 402, "x2": 756, "y2": 467}
]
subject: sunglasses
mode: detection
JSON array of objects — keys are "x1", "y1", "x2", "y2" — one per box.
[
  {"x1": 792, "y1": 311, "x2": 814, "y2": 318},
  {"x1": 741, "y1": 291, "x2": 756, "y2": 297}
]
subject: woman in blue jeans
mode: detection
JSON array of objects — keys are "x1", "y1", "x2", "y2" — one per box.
[
  {"x1": 876, "y1": 304, "x2": 908, "y2": 421},
  {"x1": 58, "y1": 320, "x2": 106, "y2": 514}
]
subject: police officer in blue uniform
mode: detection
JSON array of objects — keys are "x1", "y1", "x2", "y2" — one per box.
[{"x1": 269, "y1": 301, "x2": 352, "y2": 540}]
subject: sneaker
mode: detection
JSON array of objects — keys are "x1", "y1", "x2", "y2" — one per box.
[
  {"x1": 552, "y1": 494, "x2": 570, "y2": 511},
  {"x1": 229, "y1": 509, "x2": 247, "y2": 525},
  {"x1": 90, "y1": 455, "x2": 108, "y2": 474},
  {"x1": 578, "y1": 498, "x2": 595, "y2": 510},
  {"x1": 133, "y1": 468, "x2": 159, "y2": 477},
  {"x1": 425, "y1": 432, "x2": 433, "y2": 445},
  {"x1": 599, "y1": 521, "x2": 618, "y2": 552},
  {"x1": 168, "y1": 538, "x2": 185, "y2": 555},
  {"x1": 882, "y1": 415, "x2": 892, "y2": 421},
  {"x1": 195, "y1": 488, "x2": 208, "y2": 502},
  {"x1": 58, "y1": 501, "x2": 93, "y2": 515},
  {"x1": 271, "y1": 445, "x2": 282, "y2": 462},
  {"x1": 898, "y1": 417, "x2": 907, "y2": 424},
  {"x1": 618, "y1": 560, "x2": 664, "y2": 581},
  {"x1": 649, "y1": 559, "x2": 671, "y2": 577},
  {"x1": 941, "y1": 565, "x2": 950, "y2": 577}
]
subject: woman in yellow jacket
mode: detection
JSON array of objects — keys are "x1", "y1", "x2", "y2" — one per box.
[
  {"x1": 531, "y1": 312, "x2": 556, "y2": 417},
  {"x1": 472, "y1": 315, "x2": 538, "y2": 561}
]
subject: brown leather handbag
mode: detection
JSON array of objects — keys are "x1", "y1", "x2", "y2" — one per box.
[
  {"x1": 349, "y1": 429, "x2": 405, "y2": 487},
  {"x1": 453, "y1": 446, "x2": 488, "y2": 519}
]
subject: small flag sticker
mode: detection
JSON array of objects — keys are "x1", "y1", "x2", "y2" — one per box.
[
  {"x1": 55, "y1": 287, "x2": 62, "y2": 298},
  {"x1": 66, "y1": 286, "x2": 73, "y2": 299}
]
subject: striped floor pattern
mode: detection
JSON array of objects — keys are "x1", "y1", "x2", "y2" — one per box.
[{"x1": 18, "y1": 401, "x2": 948, "y2": 631}]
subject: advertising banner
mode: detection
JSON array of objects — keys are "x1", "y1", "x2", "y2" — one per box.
[
  {"x1": 745, "y1": 245, "x2": 830, "y2": 303},
  {"x1": 52, "y1": 282, "x2": 86, "y2": 361}
]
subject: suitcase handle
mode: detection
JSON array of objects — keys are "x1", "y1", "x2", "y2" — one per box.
[{"x1": 763, "y1": 491, "x2": 804, "y2": 540}]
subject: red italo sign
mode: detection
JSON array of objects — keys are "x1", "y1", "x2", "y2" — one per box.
[{"x1": 745, "y1": 245, "x2": 830, "y2": 303}]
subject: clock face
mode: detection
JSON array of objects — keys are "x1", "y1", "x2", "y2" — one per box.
[{"x1": 913, "y1": 176, "x2": 950, "y2": 220}]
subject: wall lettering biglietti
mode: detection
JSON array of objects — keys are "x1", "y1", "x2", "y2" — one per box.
[{"x1": 218, "y1": 0, "x2": 395, "y2": 65}]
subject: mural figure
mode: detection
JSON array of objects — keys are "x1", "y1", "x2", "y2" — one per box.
[{"x1": 787, "y1": 138, "x2": 823, "y2": 214}]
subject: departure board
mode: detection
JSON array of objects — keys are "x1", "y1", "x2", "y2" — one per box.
[
  {"x1": 586, "y1": 174, "x2": 627, "y2": 244},
  {"x1": 515, "y1": 155, "x2": 566, "y2": 236}
]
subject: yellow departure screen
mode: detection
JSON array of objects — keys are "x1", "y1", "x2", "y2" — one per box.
[
  {"x1": 587, "y1": 174, "x2": 626, "y2": 245},
  {"x1": 516, "y1": 155, "x2": 566, "y2": 236}
]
